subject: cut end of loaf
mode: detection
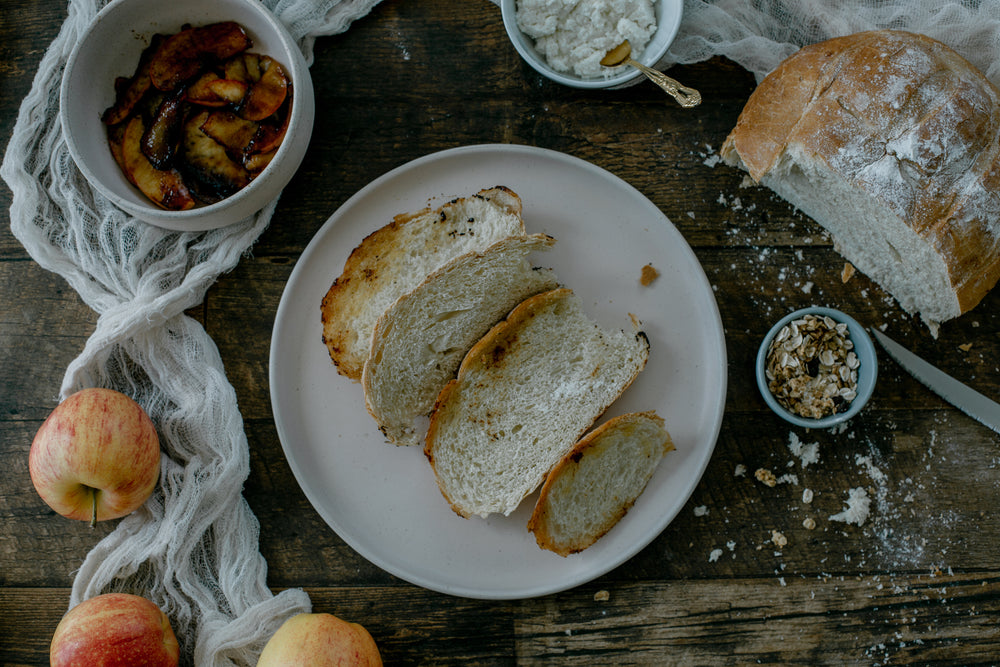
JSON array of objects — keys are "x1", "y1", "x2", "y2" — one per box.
[{"x1": 722, "y1": 29, "x2": 1000, "y2": 332}]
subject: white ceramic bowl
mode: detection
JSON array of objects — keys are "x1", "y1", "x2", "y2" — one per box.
[
  {"x1": 60, "y1": 0, "x2": 314, "y2": 232},
  {"x1": 756, "y1": 307, "x2": 878, "y2": 429},
  {"x1": 500, "y1": 0, "x2": 683, "y2": 89}
]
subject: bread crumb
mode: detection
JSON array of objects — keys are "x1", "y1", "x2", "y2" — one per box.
[
  {"x1": 772, "y1": 530, "x2": 788, "y2": 547},
  {"x1": 788, "y1": 432, "x2": 820, "y2": 468},
  {"x1": 841, "y1": 262, "x2": 856, "y2": 282},
  {"x1": 803, "y1": 517, "x2": 817, "y2": 530},
  {"x1": 594, "y1": 590, "x2": 610, "y2": 602},
  {"x1": 640, "y1": 263, "x2": 660, "y2": 286},
  {"x1": 755, "y1": 468, "x2": 778, "y2": 487},
  {"x1": 829, "y1": 487, "x2": 871, "y2": 526},
  {"x1": 959, "y1": 342, "x2": 973, "y2": 352},
  {"x1": 709, "y1": 548, "x2": 723, "y2": 562},
  {"x1": 802, "y1": 488, "x2": 814, "y2": 504},
  {"x1": 693, "y1": 505, "x2": 708, "y2": 517},
  {"x1": 734, "y1": 464, "x2": 746, "y2": 477}
]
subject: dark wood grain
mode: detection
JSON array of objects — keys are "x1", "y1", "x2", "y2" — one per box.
[{"x1": 3, "y1": 0, "x2": 1000, "y2": 664}]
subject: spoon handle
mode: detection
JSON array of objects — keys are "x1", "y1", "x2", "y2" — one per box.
[{"x1": 629, "y1": 59, "x2": 701, "y2": 108}]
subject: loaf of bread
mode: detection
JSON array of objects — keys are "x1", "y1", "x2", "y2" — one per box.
[
  {"x1": 425, "y1": 288, "x2": 650, "y2": 518},
  {"x1": 362, "y1": 234, "x2": 559, "y2": 446},
  {"x1": 321, "y1": 186, "x2": 527, "y2": 380},
  {"x1": 528, "y1": 411, "x2": 673, "y2": 556},
  {"x1": 720, "y1": 30, "x2": 1000, "y2": 332}
]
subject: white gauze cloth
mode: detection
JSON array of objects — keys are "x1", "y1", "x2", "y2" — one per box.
[{"x1": 1, "y1": 1, "x2": 380, "y2": 666}]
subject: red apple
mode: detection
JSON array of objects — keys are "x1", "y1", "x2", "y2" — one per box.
[
  {"x1": 29, "y1": 388, "x2": 160, "y2": 526},
  {"x1": 50, "y1": 593, "x2": 180, "y2": 667},
  {"x1": 257, "y1": 613, "x2": 383, "y2": 666}
]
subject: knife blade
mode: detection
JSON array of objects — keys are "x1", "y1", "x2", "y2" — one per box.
[{"x1": 871, "y1": 328, "x2": 1000, "y2": 434}]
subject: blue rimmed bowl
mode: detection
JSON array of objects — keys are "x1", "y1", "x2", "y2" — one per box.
[{"x1": 756, "y1": 307, "x2": 877, "y2": 429}]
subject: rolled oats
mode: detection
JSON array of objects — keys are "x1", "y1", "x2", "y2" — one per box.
[{"x1": 765, "y1": 314, "x2": 859, "y2": 419}]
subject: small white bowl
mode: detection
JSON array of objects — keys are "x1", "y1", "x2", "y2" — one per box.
[
  {"x1": 500, "y1": 0, "x2": 683, "y2": 89},
  {"x1": 60, "y1": 0, "x2": 314, "y2": 232},
  {"x1": 756, "y1": 307, "x2": 878, "y2": 429}
]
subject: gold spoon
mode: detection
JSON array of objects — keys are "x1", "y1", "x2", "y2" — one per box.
[{"x1": 600, "y1": 40, "x2": 701, "y2": 108}]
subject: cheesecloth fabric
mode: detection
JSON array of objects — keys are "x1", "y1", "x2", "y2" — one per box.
[
  {"x1": 7, "y1": 0, "x2": 1000, "y2": 665},
  {"x1": 1, "y1": 1, "x2": 379, "y2": 665},
  {"x1": 664, "y1": 0, "x2": 1000, "y2": 85}
]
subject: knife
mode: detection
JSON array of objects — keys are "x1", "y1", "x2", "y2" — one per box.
[{"x1": 871, "y1": 328, "x2": 1000, "y2": 434}]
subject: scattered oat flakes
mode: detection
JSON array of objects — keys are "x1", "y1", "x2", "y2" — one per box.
[
  {"x1": 841, "y1": 262, "x2": 856, "y2": 282},
  {"x1": 594, "y1": 590, "x2": 610, "y2": 602},
  {"x1": 803, "y1": 517, "x2": 817, "y2": 530},
  {"x1": 755, "y1": 468, "x2": 778, "y2": 487},
  {"x1": 771, "y1": 530, "x2": 788, "y2": 547},
  {"x1": 640, "y1": 263, "x2": 660, "y2": 286}
]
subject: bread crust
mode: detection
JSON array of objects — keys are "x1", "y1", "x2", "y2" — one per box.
[
  {"x1": 321, "y1": 186, "x2": 525, "y2": 380},
  {"x1": 528, "y1": 411, "x2": 673, "y2": 556},
  {"x1": 424, "y1": 288, "x2": 651, "y2": 518},
  {"x1": 721, "y1": 30, "x2": 1000, "y2": 321}
]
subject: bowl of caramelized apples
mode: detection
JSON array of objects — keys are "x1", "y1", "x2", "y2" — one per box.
[{"x1": 60, "y1": 0, "x2": 314, "y2": 231}]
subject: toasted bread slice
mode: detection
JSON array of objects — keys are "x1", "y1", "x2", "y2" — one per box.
[
  {"x1": 362, "y1": 233, "x2": 559, "y2": 446},
  {"x1": 424, "y1": 288, "x2": 650, "y2": 518},
  {"x1": 321, "y1": 186, "x2": 526, "y2": 380},
  {"x1": 528, "y1": 411, "x2": 673, "y2": 556}
]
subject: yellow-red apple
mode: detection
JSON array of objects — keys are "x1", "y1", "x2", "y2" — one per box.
[
  {"x1": 257, "y1": 613, "x2": 382, "y2": 666},
  {"x1": 50, "y1": 593, "x2": 180, "y2": 667},
  {"x1": 29, "y1": 388, "x2": 160, "y2": 526}
]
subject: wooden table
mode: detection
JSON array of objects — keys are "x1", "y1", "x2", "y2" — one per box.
[{"x1": 4, "y1": 1, "x2": 1000, "y2": 663}]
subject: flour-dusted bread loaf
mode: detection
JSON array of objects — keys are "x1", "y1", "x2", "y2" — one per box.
[
  {"x1": 720, "y1": 30, "x2": 1000, "y2": 333},
  {"x1": 425, "y1": 288, "x2": 650, "y2": 518},
  {"x1": 321, "y1": 186, "x2": 527, "y2": 380},
  {"x1": 362, "y1": 234, "x2": 559, "y2": 446},
  {"x1": 528, "y1": 411, "x2": 673, "y2": 556}
]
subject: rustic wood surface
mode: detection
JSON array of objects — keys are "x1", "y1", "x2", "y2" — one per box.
[{"x1": 3, "y1": 0, "x2": 1000, "y2": 664}]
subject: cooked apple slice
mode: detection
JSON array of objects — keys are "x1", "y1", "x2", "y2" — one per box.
[
  {"x1": 244, "y1": 148, "x2": 277, "y2": 174},
  {"x1": 180, "y1": 110, "x2": 251, "y2": 198},
  {"x1": 240, "y1": 57, "x2": 288, "y2": 121},
  {"x1": 247, "y1": 96, "x2": 291, "y2": 155},
  {"x1": 107, "y1": 121, "x2": 129, "y2": 179},
  {"x1": 149, "y1": 22, "x2": 252, "y2": 91},
  {"x1": 200, "y1": 111, "x2": 259, "y2": 153},
  {"x1": 223, "y1": 52, "x2": 264, "y2": 84},
  {"x1": 121, "y1": 116, "x2": 195, "y2": 210},
  {"x1": 141, "y1": 92, "x2": 185, "y2": 169},
  {"x1": 101, "y1": 35, "x2": 163, "y2": 125}
]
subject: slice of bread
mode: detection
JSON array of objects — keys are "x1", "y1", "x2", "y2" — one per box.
[
  {"x1": 362, "y1": 233, "x2": 559, "y2": 447},
  {"x1": 424, "y1": 287, "x2": 651, "y2": 518},
  {"x1": 321, "y1": 186, "x2": 526, "y2": 380},
  {"x1": 528, "y1": 411, "x2": 673, "y2": 556}
]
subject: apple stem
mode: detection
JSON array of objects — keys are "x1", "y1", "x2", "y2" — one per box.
[{"x1": 90, "y1": 487, "x2": 97, "y2": 528}]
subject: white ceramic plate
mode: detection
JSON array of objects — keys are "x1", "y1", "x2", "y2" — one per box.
[{"x1": 269, "y1": 144, "x2": 726, "y2": 599}]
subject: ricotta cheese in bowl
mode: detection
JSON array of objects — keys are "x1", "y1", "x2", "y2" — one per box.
[
  {"x1": 501, "y1": 0, "x2": 682, "y2": 89},
  {"x1": 516, "y1": 0, "x2": 656, "y2": 79}
]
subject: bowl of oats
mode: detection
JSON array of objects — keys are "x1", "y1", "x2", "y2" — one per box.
[{"x1": 756, "y1": 307, "x2": 877, "y2": 429}]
